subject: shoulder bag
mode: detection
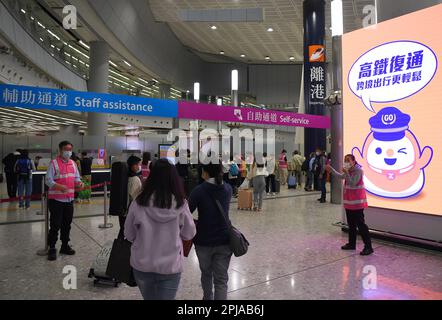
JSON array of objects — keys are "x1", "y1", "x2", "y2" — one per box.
[{"x1": 208, "y1": 192, "x2": 249, "y2": 257}]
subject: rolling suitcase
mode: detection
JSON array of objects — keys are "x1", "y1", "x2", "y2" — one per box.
[
  {"x1": 288, "y1": 174, "x2": 297, "y2": 189},
  {"x1": 238, "y1": 189, "x2": 253, "y2": 210},
  {"x1": 275, "y1": 180, "x2": 281, "y2": 194},
  {"x1": 109, "y1": 162, "x2": 129, "y2": 217},
  {"x1": 88, "y1": 240, "x2": 120, "y2": 287}
]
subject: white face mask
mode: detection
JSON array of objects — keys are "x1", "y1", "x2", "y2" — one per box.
[
  {"x1": 343, "y1": 162, "x2": 352, "y2": 170},
  {"x1": 62, "y1": 151, "x2": 72, "y2": 159}
]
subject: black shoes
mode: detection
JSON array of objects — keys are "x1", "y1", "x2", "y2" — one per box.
[
  {"x1": 48, "y1": 245, "x2": 76, "y2": 261},
  {"x1": 360, "y1": 247, "x2": 374, "y2": 256},
  {"x1": 320, "y1": 199, "x2": 326, "y2": 203},
  {"x1": 60, "y1": 245, "x2": 76, "y2": 255},
  {"x1": 341, "y1": 243, "x2": 356, "y2": 250},
  {"x1": 48, "y1": 248, "x2": 57, "y2": 261},
  {"x1": 341, "y1": 244, "x2": 374, "y2": 255}
]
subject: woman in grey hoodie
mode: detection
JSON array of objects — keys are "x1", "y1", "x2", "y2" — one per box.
[{"x1": 124, "y1": 159, "x2": 196, "y2": 300}]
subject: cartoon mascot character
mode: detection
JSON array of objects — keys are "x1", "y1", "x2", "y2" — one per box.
[{"x1": 352, "y1": 107, "x2": 433, "y2": 199}]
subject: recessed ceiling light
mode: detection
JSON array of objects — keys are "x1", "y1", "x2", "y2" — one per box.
[
  {"x1": 265, "y1": 56, "x2": 270, "y2": 60},
  {"x1": 220, "y1": 51, "x2": 225, "y2": 55},
  {"x1": 210, "y1": 25, "x2": 217, "y2": 30},
  {"x1": 289, "y1": 56, "x2": 295, "y2": 60},
  {"x1": 240, "y1": 54, "x2": 246, "y2": 58},
  {"x1": 78, "y1": 40, "x2": 89, "y2": 49},
  {"x1": 267, "y1": 27, "x2": 274, "y2": 32}
]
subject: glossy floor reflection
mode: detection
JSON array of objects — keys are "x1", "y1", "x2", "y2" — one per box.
[{"x1": 0, "y1": 190, "x2": 441, "y2": 300}]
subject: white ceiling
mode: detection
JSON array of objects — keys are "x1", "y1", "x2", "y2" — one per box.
[{"x1": 149, "y1": 0, "x2": 375, "y2": 63}]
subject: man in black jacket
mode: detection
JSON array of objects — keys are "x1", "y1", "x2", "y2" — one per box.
[{"x1": 2, "y1": 150, "x2": 20, "y2": 198}]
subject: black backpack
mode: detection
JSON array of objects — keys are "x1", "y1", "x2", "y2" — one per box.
[
  {"x1": 301, "y1": 159, "x2": 309, "y2": 172},
  {"x1": 109, "y1": 162, "x2": 129, "y2": 217}
]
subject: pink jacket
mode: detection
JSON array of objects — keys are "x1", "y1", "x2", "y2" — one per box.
[{"x1": 124, "y1": 198, "x2": 196, "y2": 275}]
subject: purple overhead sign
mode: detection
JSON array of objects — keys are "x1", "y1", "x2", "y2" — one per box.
[{"x1": 178, "y1": 101, "x2": 330, "y2": 129}]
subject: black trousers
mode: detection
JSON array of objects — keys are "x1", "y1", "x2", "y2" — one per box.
[
  {"x1": 265, "y1": 174, "x2": 276, "y2": 193},
  {"x1": 345, "y1": 209, "x2": 372, "y2": 249},
  {"x1": 118, "y1": 215, "x2": 126, "y2": 240},
  {"x1": 320, "y1": 176, "x2": 327, "y2": 200},
  {"x1": 313, "y1": 174, "x2": 320, "y2": 191},
  {"x1": 5, "y1": 172, "x2": 17, "y2": 198},
  {"x1": 48, "y1": 200, "x2": 74, "y2": 248}
]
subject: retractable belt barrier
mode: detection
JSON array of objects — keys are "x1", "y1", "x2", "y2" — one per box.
[
  {"x1": 0, "y1": 180, "x2": 114, "y2": 257},
  {"x1": 0, "y1": 182, "x2": 111, "y2": 204}
]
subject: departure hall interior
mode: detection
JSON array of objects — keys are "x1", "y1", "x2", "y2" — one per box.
[{"x1": 0, "y1": 0, "x2": 441, "y2": 304}]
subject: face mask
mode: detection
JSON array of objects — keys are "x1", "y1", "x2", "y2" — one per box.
[
  {"x1": 62, "y1": 151, "x2": 72, "y2": 159},
  {"x1": 136, "y1": 167, "x2": 142, "y2": 174},
  {"x1": 316, "y1": 152, "x2": 321, "y2": 156},
  {"x1": 343, "y1": 162, "x2": 352, "y2": 170}
]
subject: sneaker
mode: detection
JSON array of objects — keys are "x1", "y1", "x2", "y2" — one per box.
[
  {"x1": 360, "y1": 247, "x2": 374, "y2": 256},
  {"x1": 320, "y1": 199, "x2": 326, "y2": 203},
  {"x1": 48, "y1": 248, "x2": 57, "y2": 261},
  {"x1": 341, "y1": 243, "x2": 356, "y2": 250},
  {"x1": 60, "y1": 245, "x2": 76, "y2": 255}
]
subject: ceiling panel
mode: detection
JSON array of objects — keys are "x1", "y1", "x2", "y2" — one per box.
[{"x1": 149, "y1": 0, "x2": 375, "y2": 63}]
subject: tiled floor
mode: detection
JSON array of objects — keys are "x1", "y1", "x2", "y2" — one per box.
[{"x1": 0, "y1": 187, "x2": 441, "y2": 300}]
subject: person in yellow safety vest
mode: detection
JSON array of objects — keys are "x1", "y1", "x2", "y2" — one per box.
[
  {"x1": 46, "y1": 141, "x2": 83, "y2": 261},
  {"x1": 328, "y1": 154, "x2": 373, "y2": 256}
]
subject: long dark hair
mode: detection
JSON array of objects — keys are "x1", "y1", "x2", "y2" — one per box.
[
  {"x1": 202, "y1": 162, "x2": 223, "y2": 185},
  {"x1": 345, "y1": 154, "x2": 358, "y2": 165},
  {"x1": 142, "y1": 152, "x2": 151, "y2": 165},
  {"x1": 136, "y1": 159, "x2": 185, "y2": 209}
]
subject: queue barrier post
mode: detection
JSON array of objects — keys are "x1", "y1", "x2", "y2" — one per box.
[
  {"x1": 99, "y1": 182, "x2": 113, "y2": 229},
  {"x1": 36, "y1": 177, "x2": 49, "y2": 256},
  {"x1": 36, "y1": 177, "x2": 45, "y2": 216}
]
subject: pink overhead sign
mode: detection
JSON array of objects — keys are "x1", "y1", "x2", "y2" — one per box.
[{"x1": 178, "y1": 101, "x2": 330, "y2": 129}]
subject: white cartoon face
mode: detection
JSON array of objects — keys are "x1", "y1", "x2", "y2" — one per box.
[{"x1": 366, "y1": 136, "x2": 416, "y2": 171}]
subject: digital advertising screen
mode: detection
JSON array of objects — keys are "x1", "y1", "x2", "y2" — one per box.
[
  {"x1": 342, "y1": 4, "x2": 442, "y2": 216},
  {"x1": 159, "y1": 144, "x2": 177, "y2": 165}
]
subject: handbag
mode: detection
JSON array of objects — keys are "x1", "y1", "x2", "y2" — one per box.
[
  {"x1": 182, "y1": 239, "x2": 193, "y2": 257},
  {"x1": 209, "y1": 193, "x2": 250, "y2": 257},
  {"x1": 182, "y1": 219, "x2": 197, "y2": 257},
  {"x1": 106, "y1": 237, "x2": 137, "y2": 287}
]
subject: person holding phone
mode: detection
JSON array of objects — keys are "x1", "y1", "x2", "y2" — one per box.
[{"x1": 328, "y1": 154, "x2": 373, "y2": 256}]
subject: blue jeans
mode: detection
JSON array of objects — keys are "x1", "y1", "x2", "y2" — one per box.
[
  {"x1": 17, "y1": 177, "x2": 32, "y2": 208},
  {"x1": 305, "y1": 171, "x2": 313, "y2": 189},
  {"x1": 132, "y1": 269, "x2": 181, "y2": 300}
]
